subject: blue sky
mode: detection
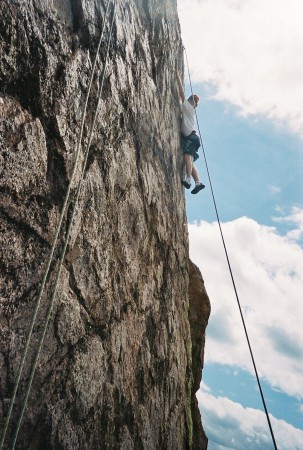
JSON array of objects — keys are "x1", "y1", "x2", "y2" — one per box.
[
  {"x1": 178, "y1": 1, "x2": 303, "y2": 449},
  {"x1": 185, "y1": 85, "x2": 303, "y2": 228}
]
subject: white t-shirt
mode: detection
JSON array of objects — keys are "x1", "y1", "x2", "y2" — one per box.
[{"x1": 181, "y1": 99, "x2": 196, "y2": 136}]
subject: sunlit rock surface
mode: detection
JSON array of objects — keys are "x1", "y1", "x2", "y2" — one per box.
[{"x1": 0, "y1": 1, "x2": 210, "y2": 448}]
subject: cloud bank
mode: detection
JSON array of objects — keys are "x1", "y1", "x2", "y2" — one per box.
[
  {"x1": 178, "y1": 0, "x2": 303, "y2": 137},
  {"x1": 197, "y1": 384, "x2": 303, "y2": 450},
  {"x1": 188, "y1": 213, "x2": 303, "y2": 398}
]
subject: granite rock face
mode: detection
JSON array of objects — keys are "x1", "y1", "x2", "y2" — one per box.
[
  {"x1": 188, "y1": 261, "x2": 211, "y2": 450},
  {"x1": 0, "y1": 1, "x2": 210, "y2": 448}
]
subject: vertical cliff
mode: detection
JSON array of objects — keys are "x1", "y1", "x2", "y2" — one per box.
[{"x1": 0, "y1": 1, "x2": 210, "y2": 449}]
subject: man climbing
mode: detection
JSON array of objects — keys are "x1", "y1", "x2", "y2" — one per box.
[{"x1": 176, "y1": 72, "x2": 205, "y2": 194}]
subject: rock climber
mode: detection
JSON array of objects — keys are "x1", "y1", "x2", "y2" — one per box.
[{"x1": 176, "y1": 72, "x2": 205, "y2": 194}]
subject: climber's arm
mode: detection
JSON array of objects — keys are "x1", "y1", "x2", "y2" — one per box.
[{"x1": 176, "y1": 72, "x2": 185, "y2": 103}]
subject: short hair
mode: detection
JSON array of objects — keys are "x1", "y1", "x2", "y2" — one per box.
[{"x1": 188, "y1": 94, "x2": 200, "y2": 103}]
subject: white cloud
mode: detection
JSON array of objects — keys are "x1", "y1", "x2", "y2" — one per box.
[
  {"x1": 178, "y1": 0, "x2": 303, "y2": 137},
  {"x1": 269, "y1": 185, "x2": 281, "y2": 195},
  {"x1": 189, "y1": 213, "x2": 303, "y2": 398},
  {"x1": 197, "y1": 386, "x2": 303, "y2": 450},
  {"x1": 273, "y1": 206, "x2": 303, "y2": 241}
]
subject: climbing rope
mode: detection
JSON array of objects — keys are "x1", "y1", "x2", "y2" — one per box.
[
  {"x1": 0, "y1": 1, "x2": 116, "y2": 448},
  {"x1": 12, "y1": 9, "x2": 117, "y2": 448},
  {"x1": 183, "y1": 46, "x2": 278, "y2": 450},
  {"x1": 11, "y1": 4, "x2": 118, "y2": 448}
]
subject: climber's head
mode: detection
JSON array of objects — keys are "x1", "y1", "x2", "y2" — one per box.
[{"x1": 188, "y1": 94, "x2": 199, "y2": 107}]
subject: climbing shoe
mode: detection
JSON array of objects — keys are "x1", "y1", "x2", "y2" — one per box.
[
  {"x1": 191, "y1": 183, "x2": 205, "y2": 194},
  {"x1": 181, "y1": 178, "x2": 191, "y2": 189}
]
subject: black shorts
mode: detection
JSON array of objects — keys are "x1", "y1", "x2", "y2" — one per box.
[{"x1": 181, "y1": 132, "x2": 200, "y2": 162}]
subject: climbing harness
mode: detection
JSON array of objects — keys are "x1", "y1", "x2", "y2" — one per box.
[
  {"x1": 0, "y1": 1, "x2": 117, "y2": 448},
  {"x1": 183, "y1": 46, "x2": 279, "y2": 450}
]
